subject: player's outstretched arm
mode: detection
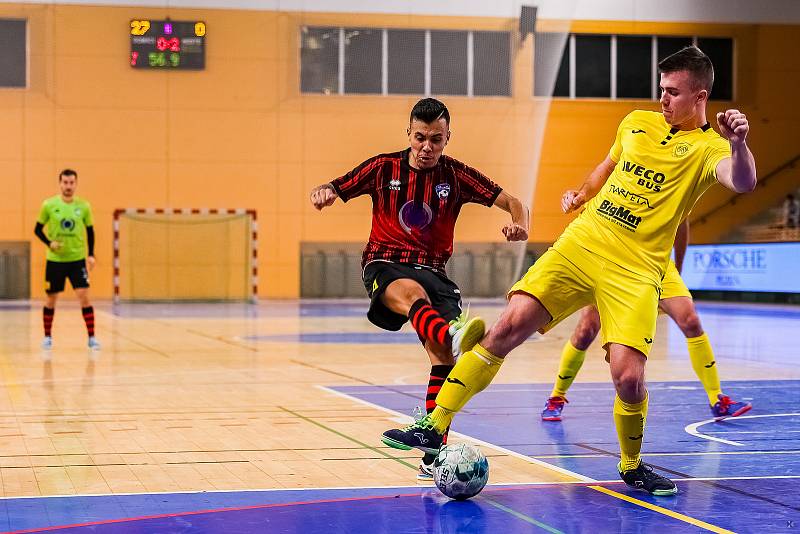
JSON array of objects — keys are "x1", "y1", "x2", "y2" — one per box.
[
  {"x1": 715, "y1": 109, "x2": 757, "y2": 193},
  {"x1": 494, "y1": 190, "x2": 529, "y2": 242},
  {"x1": 309, "y1": 183, "x2": 339, "y2": 210},
  {"x1": 561, "y1": 156, "x2": 617, "y2": 213}
]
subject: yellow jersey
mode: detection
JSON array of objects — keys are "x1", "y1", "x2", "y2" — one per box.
[{"x1": 556, "y1": 110, "x2": 730, "y2": 282}]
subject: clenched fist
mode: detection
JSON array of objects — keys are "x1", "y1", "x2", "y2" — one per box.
[
  {"x1": 716, "y1": 109, "x2": 749, "y2": 145},
  {"x1": 502, "y1": 223, "x2": 528, "y2": 242},
  {"x1": 561, "y1": 190, "x2": 587, "y2": 214},
  {"x1": 310, "y1": 184, "x2": 339, "y2": 210}
]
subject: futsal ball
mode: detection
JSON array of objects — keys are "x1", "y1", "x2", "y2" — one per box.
[{"x1": 433, "y1": 443, "x2": 489, "y2": 500}]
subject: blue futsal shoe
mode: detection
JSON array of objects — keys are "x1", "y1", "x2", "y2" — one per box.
[
  {"x1": 541, "y1": 396, "x2": 567, "y2": 421},
  {"x1": 711, "y1": 394, "x2": 752, "y2": 421},
  {"x1": 381, "y1": 415, "x2": 443, "y2": 455}
]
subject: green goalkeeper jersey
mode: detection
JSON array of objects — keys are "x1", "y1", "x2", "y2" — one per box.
[{"x1": 37, "y1": 196, "x2": 94, "y2": 262}]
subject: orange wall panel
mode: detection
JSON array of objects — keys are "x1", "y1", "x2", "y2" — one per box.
[{"x1": 0, "y1": 4, "x2": 796, "y2": 297}]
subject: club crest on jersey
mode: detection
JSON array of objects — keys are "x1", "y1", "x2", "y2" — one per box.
[
  {"x1": 389, "y1": 179, "x2": 401, "y2": 191},
  {"x1": 435, "y1": 183, "x2": 451, "y2": 199},
  {"x1": 673, "y1": 142, "x2": 691, "y2": 158}
]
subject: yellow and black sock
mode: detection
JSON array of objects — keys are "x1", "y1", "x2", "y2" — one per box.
[
  {"x1": 428, "y1": 344, "x2": 504, "y2": 433},
  {"x1": 551, "y1": 341, "x2": 586, "y2": 398},
  {"x1": 614, "y1": 392, "x2": 648, "y2": 473},
  {"x1": 686, "y1": 333, "x2": 722, "y2": 405}
]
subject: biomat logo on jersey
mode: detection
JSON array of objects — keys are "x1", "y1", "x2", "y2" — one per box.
[{"x1": 621, "y1": 160, "x2": 666, "y2": 192}]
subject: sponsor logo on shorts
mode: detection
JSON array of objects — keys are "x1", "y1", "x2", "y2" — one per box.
[
  {"x1": 620, "y1": 160, "x2": 666, "y2": 192},
  {"x1": 607, "y1": 184, "x2": 653, "y2": 209},
  {"x1": 597, "y1": 200, "x2": 642, "y2": 231},
  {"x1": 644, "y1": 337, "x2": 653, "y2": 344}
]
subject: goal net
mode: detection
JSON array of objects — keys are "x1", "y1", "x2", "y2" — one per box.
[{"x1": 113, "y1": 209, "x2": 257, "y2": 302}]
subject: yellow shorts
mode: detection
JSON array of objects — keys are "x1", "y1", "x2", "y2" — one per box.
[
  {"x1": 660, "y1": 259, "x2": 692, "y2": 300},
  {"x1": 508, "y1": 240, "x2": 660, "y2": 357}
]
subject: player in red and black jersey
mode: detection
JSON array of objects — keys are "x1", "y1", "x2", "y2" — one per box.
[{"x1": 310, "y1": 98, "x2": 529, "y2": 479}]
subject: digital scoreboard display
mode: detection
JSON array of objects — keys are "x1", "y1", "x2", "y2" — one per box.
[{"x1": 130, "y1": 19, "x2": 206, "y2": 69}]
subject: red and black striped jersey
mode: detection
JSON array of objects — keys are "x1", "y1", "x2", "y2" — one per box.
[{"x1": 331, "y1": 148, "x2": 502, "y2": 272}]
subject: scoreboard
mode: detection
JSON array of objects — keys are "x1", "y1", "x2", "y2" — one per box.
[{"x1": 130, "y1": 19, "x2": 206, "y2": 70}]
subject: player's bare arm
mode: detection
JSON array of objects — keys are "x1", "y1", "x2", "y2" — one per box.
[
  {"x1": 673, "y1": 220, "x2": 689, "y2": 273},
  {"x1": 561, "y1": 156, "x2": 617, "y2": 213},
  {"x1": 310, "y1": 183, "x2": 339, "y2": 210},
  {"x1": 715, "y1": 109, "x2": 757, "y2": 193},
  {"x1": 493, "y1": 190, "x2": 529, "y2": 242}
]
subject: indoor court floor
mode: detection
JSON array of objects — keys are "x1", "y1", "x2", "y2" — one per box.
[{"x1": 0, "y1": 298, "x2": 797, "y2": 532}]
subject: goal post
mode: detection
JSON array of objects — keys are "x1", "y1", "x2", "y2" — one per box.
[{"x1": 113, "y1": 208, "x2": 258, "y2": 303}]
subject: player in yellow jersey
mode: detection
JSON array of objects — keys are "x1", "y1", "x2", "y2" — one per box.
[
  {"x1": 541, "y1": 220, "x2": 752, "y2": 422},
  {"x1": 381, "y1": 47, "x2": 758, "y2": 496}
]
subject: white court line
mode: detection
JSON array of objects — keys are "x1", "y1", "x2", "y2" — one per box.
[
  {"x1": 317, "y1": 385, "x2": 597, "y2": 482},
  {"x1": 685, "y1": 412, "x2": 800, "y2": 446},
  {"x1": 537, "y1": 449, "x2": 800, "y2": 458},
  {"x1": 704, "y1": 430, "x2": 800, "y2": 435}
]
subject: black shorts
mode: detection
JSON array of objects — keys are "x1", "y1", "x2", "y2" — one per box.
[
  {"x1": 362, "y1": 261, "x2": 462, "y2": 332},
  {"x1": 45, "y1": 259, "x2": 90, "y2": 293}
]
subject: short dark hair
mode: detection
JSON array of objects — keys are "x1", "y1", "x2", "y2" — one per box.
[
  {"x1": 658, "y1": 45, "x2": 714, "y2": 93},
  {"x1": 59, "y1": 168, "x2": 77, "y2": 181},
  {"x1": 410, "y1": 98, "x2": 450, "y2": 125}
]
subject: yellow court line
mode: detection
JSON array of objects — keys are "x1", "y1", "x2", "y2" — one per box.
[{"x1": 589, "y1": 486, "x2": 736, "y2": 534}]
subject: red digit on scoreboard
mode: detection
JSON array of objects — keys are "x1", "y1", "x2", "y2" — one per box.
[{"x1": 131, "y1": 51, "x2": 139, "y2": 65}]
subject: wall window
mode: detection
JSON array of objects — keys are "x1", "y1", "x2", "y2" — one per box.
[
  {"x1": 0, "y1": 19, "x2": 26, "y2": 88},
  {"x1": 301, "y1": 26, "x2": 511, "y2": 97},
  {"x1": 474, "y1": 31, "x2": 511, "y2": 96},
  {"x1": 616, "y1": 36, "x2": 651, "y2": 98},
  {"x1": 300, "y1": 27, "x2": 338, "y2": 94},
  {"x1": 575, "y1": 34, "x2": 611, "y2": 97},
  {"x1": 535, "y1": 33, "x2": 734, "y2": 101},
  {"x1": 431, "y1": 31, "x2": 468, "y2": 96},
  {"x1": 345, "y1": 28, "x2": 382, "y2": 94},
  {"x1": 387, "y1": 30, "x2": 425, "y2": 94}
]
